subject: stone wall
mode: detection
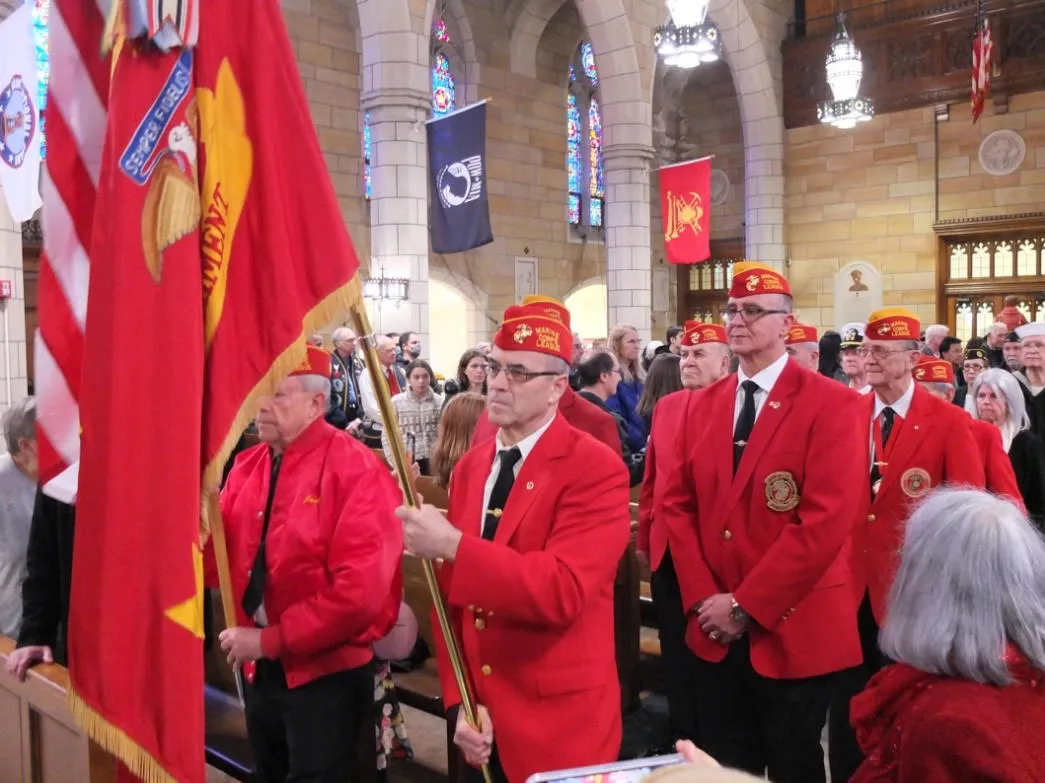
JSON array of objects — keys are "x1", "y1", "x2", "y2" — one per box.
[{"x1": 785, "y1": 90, "x2": 1045, "y2": 332}]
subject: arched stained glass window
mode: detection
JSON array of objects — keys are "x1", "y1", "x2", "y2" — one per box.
[
  {"x1": 433, "y1": 15, "x2": 450, "y2": 43},
  {"x1": 432, "y1": 52, "x2": 456, "y2": 118},
  {"x1": 567, "y1": 42, "x2": 603, "y2": 230},
  {"x1": 31, "y1": 0, "x2": 50, "y2": 158}
]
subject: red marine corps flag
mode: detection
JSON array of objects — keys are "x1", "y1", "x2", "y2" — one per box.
[
  {"x1": 659, "y1": 156, "x2": 712, "y2": 265},
  {"x1": 970, "y1": 0, "x2": 993, "y2": 123},
  {"x1": 62, "y1": 1, "x2": 363, "y2": 782}
]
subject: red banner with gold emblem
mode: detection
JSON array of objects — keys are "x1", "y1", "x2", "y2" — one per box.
[
  {"x1": 659, "y1": 156, "x2": 712, "y2": 265},
  {"x1": 69, "y1": 43, "x2": 207, "y2": 783},
  {"x1": 195, "y1": 0, "x2": 363, "y2": 491}
]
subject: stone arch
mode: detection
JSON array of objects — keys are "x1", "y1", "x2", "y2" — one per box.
[
  {"x1": 427, "y1": 0, "x2": 481, "y2": 106},
  {"x1": 564, "y1": 276, "x2": 609, "y2": 340},
  {"x1": 648, "y1": 0, "x2": 785, "y2": 267},
  {"x1": 428, "y1": 266, "x2": 491, "y2": 371},
  {"x1": 508, "y1": 0, "x2": 649, "y2": 151}
]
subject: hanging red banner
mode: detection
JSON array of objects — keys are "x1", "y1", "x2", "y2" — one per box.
[{"x1": 659, "y1": 156, "x2": 712, "y2": 265}]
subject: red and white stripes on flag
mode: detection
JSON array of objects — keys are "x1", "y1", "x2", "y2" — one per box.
[
  {"x1": 971, "y1": 0, "x2": 993, "y2": 123},
  {"x1": 36, "y1": 0, "x2": 109, "y2": 502}
]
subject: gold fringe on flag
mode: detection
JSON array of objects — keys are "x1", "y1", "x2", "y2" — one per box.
[{"x1": 68, "y1": 687, "x2": 180, "y2": 783}]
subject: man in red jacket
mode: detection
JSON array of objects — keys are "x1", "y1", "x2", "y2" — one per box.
[
  {"x1": 661, "y1": 262, "x2": 866, "y2": 783},
  {"x1": 397, "y1": 299, "x2": 631, "y2": 783},
  {"x1": 828, "y1": 309, "x2": 986, "y2": 782},
  {"x1": 210, "y1": 345, "x2": 403, "y2": 783},
  {"x1": 638, "y1": 321, "x2": 731, "y2": 745}
]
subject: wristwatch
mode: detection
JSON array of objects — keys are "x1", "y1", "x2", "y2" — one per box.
[{"x1": 729, "y1": 596, "x2": 750, "y2": 625}]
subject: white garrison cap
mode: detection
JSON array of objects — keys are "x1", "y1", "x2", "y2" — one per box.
[{"x1": 1015, "y1": 322, "x2": 1045, "y2": 340}]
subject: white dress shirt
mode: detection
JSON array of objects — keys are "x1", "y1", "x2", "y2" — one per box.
[
  {"x1": 733, "y1": 351, "x2": 791, "y2": 431},
  {"x1": 870, "y1": 379, "x2": 915, "y2": 465},
  {"x1": 480, "y1": 415, "x2": 555, "y2": 537}
]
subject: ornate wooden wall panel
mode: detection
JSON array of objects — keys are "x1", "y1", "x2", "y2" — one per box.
[{"x1": 784, "y1": 0, "x2": 1045, "y2": 128}]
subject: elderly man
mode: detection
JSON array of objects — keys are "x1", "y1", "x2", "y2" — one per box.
[
  {"x1": 211, "y1": 345, "x2": 403, "y2": 783},
  {"x1": 829, "y1": 308, "x2": 985, "y2": 782},
  {"x1": 922, "y1": 323, "x2": 948, "y2": 357},
  {"x1": 954, "y1": 346, "x2": 988, "y2": 412},
  {"x1": 840, "y1": 323, "x2": 871, "y2": 393},
  {"x1": 1004, "y1": 331, "x2": 1022, "y2": 371},
  {"x1": 0, "y1": 398, "x2": 38, "y2": 639},
  {"x1": 638, "y1": 321, "x2": 731, "y2": 747},
  {"x1": 662, "y1": 263, "x2": 866, "y2": 783},
  {"x1": 985, "y1": 321, "x2": 1009, "y2": 368},
  {"x1": 784, "y1": 323, "x2": 819, "y2": 371},
  {"x1": 326, "y1": 327, "x2": 364, "y2": 430},
  {"x1": 358, "y1": 335, "x2": 407, "y2": 448},
  {"x1": 396, "y1": 298, "x2": 631, "y2": 783},
  {"x1": 1015, "y1": 323, "x2": 1045, "y2": 441}
]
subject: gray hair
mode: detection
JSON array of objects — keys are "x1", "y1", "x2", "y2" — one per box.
[
  {"x1": 332, "y1": 326, "x2": 355, "y2": 343},
  {"x1": 542, "y1": 356, "x2": 571, "y2": 376},
  {"x1": 971, "y1": 367, "x2": 1028, "y2": 451},
  {"x1": 2, "y1": 397, "x2": 36, "y2": 454},
  {"x1": 925, "y1": 324, "x2": 949, "y2": 342},
  {"x1": 989, "y1": 322, "x2": 1009, "y2": 337},
  {"x1": 880, "y1": 488, "x2": 1045, "y2": 685},
  {"x1": 297, "y1": 374, "x2": 331, "y2": 407}
]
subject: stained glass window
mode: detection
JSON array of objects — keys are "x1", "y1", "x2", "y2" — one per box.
[
  {"x1": 30, "y1": 0, "x2": 49, "y2": 158},
  {"x1": 363, "y1": 111, "x2": 371, "y2": 200},
  {"x1": 433, "y1": 15, "x2": 450, "y2": 43},
  {"x1": 432, "y1": 52, "x2": 456, "y2": 118},
  {"x1": 567, "y1": 93, "x2": 582, "y2": 225},
  {"x1": 566, "y1": 42, "x2": 603, "y2": 230}
]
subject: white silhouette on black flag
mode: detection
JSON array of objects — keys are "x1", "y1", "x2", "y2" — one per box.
[{"x1": 426, "y1": 100, "x2": 494, "y2": 254}]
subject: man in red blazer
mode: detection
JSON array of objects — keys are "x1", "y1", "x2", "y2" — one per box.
[
  {"x1": 828, "y1": 309, "x2": 986, "y2": 783},
  {"x1": 661, "y1": 262, "x2": 866, "y2": 783},
  {"x1": 638, "y1": 320, "x2": 731, "y2": 745},
  {"x1": 913, "y1": 356, "x2": 1023, "y2": 507},
  {"x1": 396, "y1": 298, "x2": 631, "y2": 783}
]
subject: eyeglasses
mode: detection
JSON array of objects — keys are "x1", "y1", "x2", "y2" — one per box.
[
  {"x1": 855, "y1": 346, "x2": 913, "y2": 359},
  {"x1": 486, "y1": 359, "x2": 563, "y2": 384},
  {"x1": 723, "y1": 305, "x2": 790, "y2": 323}
]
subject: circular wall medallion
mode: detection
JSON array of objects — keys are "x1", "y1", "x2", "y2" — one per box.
[
  {"x1": 978, "y1": 130, "x2": 1026, "y2": 176},
  {"x1": 711, "y1": 169, "x2": 730, "y2": 205}
]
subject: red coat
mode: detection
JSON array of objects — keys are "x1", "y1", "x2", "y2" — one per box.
[
  {"x1": 471, "y1": 385, "x2": 622, "y2": 456},
  {"x1": 434, "y1": 414, "x2": 630, "y2": 783},
  {"x1": 970, "y1": 417, "x2": 1025, "y2": 510},
  {"x1": 206, "y1": 417, "x2": 403, "y2": 688},
  {"x1": 662, "y1": 359, "x2": 867, "y2": 679},
  {"x1": 638, "y1": 389, "x2": 687, "y2": 570},
  {"x1": 854, "y1": 386, "x2": 985, "y2": 622},
  {"x1": 850, "y1": 655, "x2": 1045, "y2": 782}
]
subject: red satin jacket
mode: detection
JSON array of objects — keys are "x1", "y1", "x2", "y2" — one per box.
[
  {"x1": 969, "y1": 417, "x2": 1025, "y2": 510},
  {"x1": 206, "y1": 417, "x2": 403, "y2": 688}
]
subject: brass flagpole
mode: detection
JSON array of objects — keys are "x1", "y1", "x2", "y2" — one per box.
[{"x1": 349, "y1": 301, "x2": 493, "y2": 783}]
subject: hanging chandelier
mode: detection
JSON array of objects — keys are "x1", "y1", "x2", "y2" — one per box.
[
  {"x1": 655, "y1": 0, "x2": 721, "y2": 69},
  {"x1": 817, "y1": 13, "x2": 874, "y2": 129}
]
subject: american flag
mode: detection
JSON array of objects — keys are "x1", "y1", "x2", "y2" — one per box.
[
  {"x1": 971, "y1": 0, "x2": 993, "y2": 123},
  {"x1": 35, "y1": 0, "x2": 109, "y2": 502}
]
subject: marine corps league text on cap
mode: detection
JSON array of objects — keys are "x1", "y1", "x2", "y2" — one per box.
[
  {"x1": 865, "y1": 308, "x2": 921, "y2": 341},
  {"x1": 494, "y1": 299, "x2": 574, "y2": 365},
  {"x1": 913, "y1": 357, "x2": 954, "y2": 384},
  {"x1": 786, "y1": 324, "x2": 819, "y2": 344},
  {"x1": 681, "y1": 321, "x2": 727, "y2": 346},
  {"x1": 728, "y1": 261, "x2": 792, "y2": 299}
]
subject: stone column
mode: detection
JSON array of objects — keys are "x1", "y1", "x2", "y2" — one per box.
[
  {"x1": 361, "y1": 87, "x2": 430, "y2": 346},
  {"x1": 603, "y1": 144, "x2": 655, "y2": 340}
]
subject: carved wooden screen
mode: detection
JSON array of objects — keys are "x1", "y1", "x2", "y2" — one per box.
[
  {"x1": 938, "y1": 223, "x2": 1045, "y2": 342},
  {"x1": 675, "y1": 239, "x2": 745, "y2": 325}
]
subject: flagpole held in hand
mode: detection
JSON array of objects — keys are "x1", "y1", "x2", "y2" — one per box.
[{"x1": 349, "y1": 300, "x2": 493, "y2": 783}]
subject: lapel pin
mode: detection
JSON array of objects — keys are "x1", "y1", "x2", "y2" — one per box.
[
  {"x1": 769, "y1": 401, "x2": 781, "y2": 410},
  {"x1": 526, "y1": 481, "x2": 534, "y2": 490},
  {"x1": 913, "y1": 425, "x2": 919, "y2": 431}
]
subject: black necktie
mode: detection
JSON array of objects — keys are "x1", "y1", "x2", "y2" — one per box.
[
  {"x1": 242, "y1": 454, "x2": 283, "y2": 620},
  {"x1": 733, "y1": 380, "x2": 760, "y2": 473},
  {"x1": 483, "y1": 447, "x2": 522, "y2": 541},
  {"x1": 870, "y1": 407, "x2": 895, "y2": 494}
]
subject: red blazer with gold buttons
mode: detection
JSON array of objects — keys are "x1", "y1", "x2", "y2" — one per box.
[
  {"x1": 432, "y1": 413, "x2": 630, "y2": 783},
  {"x1": 855, "y1": 385, "x2": 986, "y2": 622},
  {"x1": 638, "y1": 389, "x2": 689, "y2": 571},
  {"x1": 969, "y1": 417, "x2": 1024, "y2": 510},
  {"x1": 661, "y1": 358, "x2": 867, "y2": 680}
]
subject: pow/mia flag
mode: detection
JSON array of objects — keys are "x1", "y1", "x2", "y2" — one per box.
[{"x1": 426, "y1": 100, "x2": 494, "y2": 254}]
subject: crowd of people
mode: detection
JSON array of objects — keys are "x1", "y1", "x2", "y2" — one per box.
[{"x1": 2, "y1": 273, "x2": 1045, "y2": 783}]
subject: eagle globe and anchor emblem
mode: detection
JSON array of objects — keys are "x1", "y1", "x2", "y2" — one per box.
[{"x1": 0, "y1": 76, "x2": 37, "y2": 169}]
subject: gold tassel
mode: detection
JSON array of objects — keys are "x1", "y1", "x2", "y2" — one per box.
[{"x1": 68, "y1": 687, "x2": 181, "y2": 783}]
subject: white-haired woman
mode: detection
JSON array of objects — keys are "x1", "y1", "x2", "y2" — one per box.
[
  {"x1": 972, "y1": 368, "x2": 1045, "y2": 528},
  {"x1": 849, "y1": 489, "x2": 1045, "y2": 782}
]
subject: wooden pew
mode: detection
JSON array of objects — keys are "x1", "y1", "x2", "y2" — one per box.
[{"x1": 0, "y1": 635, "x2": 118, "y2": 783}]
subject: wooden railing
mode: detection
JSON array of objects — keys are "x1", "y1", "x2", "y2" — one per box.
[{"x1": 0, "y1": 636, "x2": 117, "y2": 783}]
